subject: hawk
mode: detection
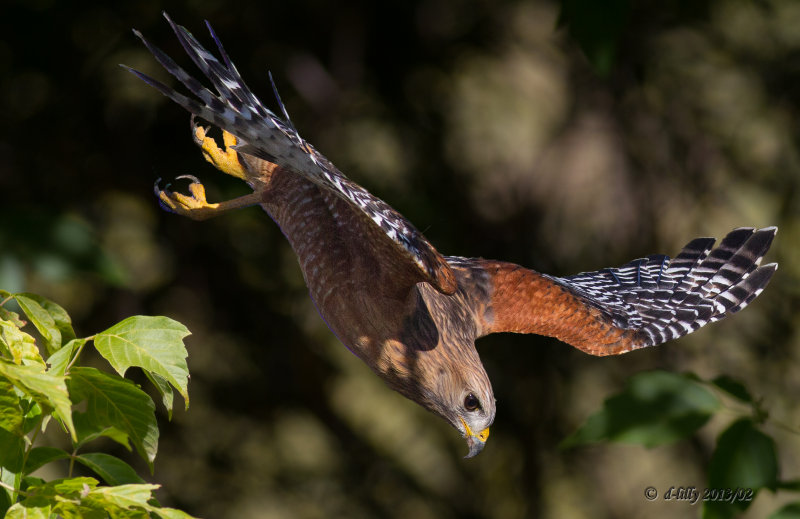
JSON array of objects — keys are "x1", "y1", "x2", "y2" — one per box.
[{"x1": 125, "y1": 14, "x2": 778, "y2": 458}]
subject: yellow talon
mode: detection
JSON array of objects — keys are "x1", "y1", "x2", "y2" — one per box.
[
  {"x1": 157, "y1": 177, "x2": 222, "y2": 221},
  {"x1": 193, "y1": 124, "x2": 248, "y2": 181},
  {"x1": 157, "y1": 175, "x2": 265, "y2": 221}
]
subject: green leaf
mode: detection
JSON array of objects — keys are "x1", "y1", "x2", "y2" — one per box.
[
  {"x1": 52, "y1": 501, "x2": 108, "y2": 519},
  {"x1": 0, "y1": 484, "x2": 10, "y2": 517},
  {"x1": 0, "y1": 426, "x2": 24, "y2": 472},
  {"x1": 73, "y1": 412, "x2": 131, "y2": 448},
  {"x1": 709, "y1": 419, "x2": 778, "y2": 489},
  {"x1": 703, "y1": 419, "x2": 778, "y2": 519},
  {"x1": 15, "y1": 472, "x2": 196, "y2": 518},
  {"x1": 67, "y1": 367, "x2": 158, "y2": 468},
  {"x1": 0, "y1": 360, "x2": 75, "y2": 441},
  {"x1": 711, "y1": 375, "x2": 754, "y2": 403},
  {"x1": 153, "y1": 508, "x2": 201, "y2": 519},
  {"x1": 769, "y1": 502, "x2": 800, "y2": 519},
  {"x1": 20, "y1": 399, "x2": 43, "y2": 435},
  {"x1": 25, "y1": 294, "x2": 75, "y2": 343},
  {"x1": 22, "y1": 477, "x2": 98, "y2": 500},
  {"x1": 0, "y1": 467, "x2": 15, "y2": 515},
  {"x1": 76, "y1": 453, "x2": 146, "y2": 486},
  {"x1": 47, "y1": 338, "x2": 86, "y2": 377},
  {"x1": 15, "y1": 294, "x2": 61, "y2": 354},
  {"x1": 0, "y1": 376, "x2": 24, "y2": 434},
  {"x1": 562, "y1": 370, "x2": 720, "y2": 448},
  {"x1": 6, "y1": 499, "x2": 52, "y2": 519},
  {"x1": 0, "y1": 319, "x2": 45, "y2": 367},
  {"x1": 15, "y1": 294, "x2": 76, "y2": 350},
  {"x1": 20, "y1": 475, "x2": 46, "y2": 491},
  {"x1": 84, "y1": 483, "x2": 159, "y2": 510},
  {"x1": 51, "y1": 476, "x2": 99, "y2": 495},
  {"x1": 110, "y1": 509, "x2": 150, "y2": 519},
  {"x1": 94, "y1": 316, "x2": 190, "y2": 409},
  {"x1": 144, "y1": 371, "x2": 174, "y2": 418},
  {"x1": 24, "y1": 446, "x2": 70, "y2": 474},
  {"x1": 0, "y1": 306, "x2": 25, "y2": 328}
]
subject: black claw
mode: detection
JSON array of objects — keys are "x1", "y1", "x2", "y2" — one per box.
[
  {"x1": 153, "y1": 175, "x2": 200, "y2": 214},
  {"x1": 154, "y1": 178, "x2": 177, "y2": 214},
  {"x1": 175, "y1": 174, "x2": 201, "y2": 184},
  {"x1": 189, "y1": 114, "x2": 210, "y2": 144}
]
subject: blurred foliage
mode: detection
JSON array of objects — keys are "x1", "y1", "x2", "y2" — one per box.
[
  {"x1": 560, "y1": 371, "x2": 721, "y2": 448},
  {"x1": 1, "y1": 0, "x2": 798, "y2": 517},
  {"x1": 563, "y1": 370, "x2": 800, "y2": 517}
]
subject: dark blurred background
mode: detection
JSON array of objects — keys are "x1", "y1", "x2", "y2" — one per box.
[{"x1": 1, "y1": 0, "x2": 798, "y2": 517}]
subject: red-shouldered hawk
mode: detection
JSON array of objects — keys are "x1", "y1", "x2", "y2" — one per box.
[{"x1": 125, "y1": 14, "x2": 778, "y2": 458}]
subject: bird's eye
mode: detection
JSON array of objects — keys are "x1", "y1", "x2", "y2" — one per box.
[{"x1": 464, "y1": 393, "x2": 480, "y2": 412}]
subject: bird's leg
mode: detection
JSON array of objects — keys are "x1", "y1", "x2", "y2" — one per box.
[
  {"x1": 155, "y1": 120, "x2": 265, "y2": 221},
  {"x1": 156, "y1": 176, "x2": 263, "y2": 221}
]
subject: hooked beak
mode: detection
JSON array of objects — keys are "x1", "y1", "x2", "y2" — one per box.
[{"x1": 460, "y1": 417, "x2": 490, "y2": 458}]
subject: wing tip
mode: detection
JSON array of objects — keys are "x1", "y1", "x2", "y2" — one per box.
[{"x1": 162, "y1": 10, "x2": 175, "y2": 26}]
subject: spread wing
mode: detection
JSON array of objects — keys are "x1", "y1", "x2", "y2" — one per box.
[
  {"x1": 463, "y1": 227, "x2": 777, "y2": 355},
  {"x1": 124, "y1": 13, "x2": 456, "y2": 295}
]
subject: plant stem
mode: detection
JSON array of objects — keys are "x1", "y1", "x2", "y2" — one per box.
[
  {"x1": 64, "y1": 336, "x2": 93, "y2": 375},
  {"x1": 68, "y1": 447, "x2": 80, "y2": 479},
  {"x1": 703, "y1": 379, "x2": 800, "y2": 435},
  {"x1": 0, "y1": 479, "x2": 28, "y2": 497},
  {"x1": 19, "y1": 422, "x2": 42, "y2": 477},
  {"x1": 769, "y1": 418, "x2": 800, "y2": 436}
]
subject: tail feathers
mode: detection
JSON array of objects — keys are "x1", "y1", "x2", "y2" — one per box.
[{"x1": 561, "y1": 227, "x2": 777, "y2": 348}]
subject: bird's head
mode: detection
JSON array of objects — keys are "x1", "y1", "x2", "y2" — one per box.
[
  {"x1": 374, "y1": 333, "x2": 496, "y2": 457},
  {"x1": 404, "y1": 355, "x2": 496, "y2": 458},
  {"x1": 449, "y1": 379, "x2": 495, "y2": 458}
]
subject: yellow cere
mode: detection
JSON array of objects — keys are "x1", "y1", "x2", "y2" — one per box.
[{"x1": 460, "y1": 417, "x2": 490, "y2": 442}]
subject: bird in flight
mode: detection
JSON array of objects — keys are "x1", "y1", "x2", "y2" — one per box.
[{"x1": 125, "y1": 13, "x2": 778, "y2": 458}]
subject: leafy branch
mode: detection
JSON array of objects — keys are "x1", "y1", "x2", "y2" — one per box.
[{"x1": 0, "y1": 290, "x2": 197, "y2": 518}]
